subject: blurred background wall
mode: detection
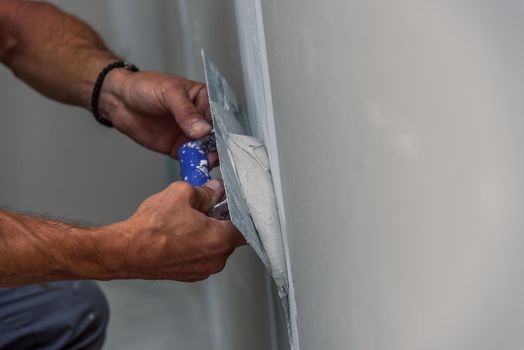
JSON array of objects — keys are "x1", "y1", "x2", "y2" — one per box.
[{"x1": 0, "y1": 1, "x2": 275, "y2": 349}]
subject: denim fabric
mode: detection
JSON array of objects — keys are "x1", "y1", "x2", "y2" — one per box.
[{"x1": 0, "y1": 281, "x2": 109, "y2": 350}]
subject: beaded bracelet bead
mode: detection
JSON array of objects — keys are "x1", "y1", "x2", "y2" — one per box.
[{"x1": 90, "y1": 61, "x2": 139, "y2": 127}]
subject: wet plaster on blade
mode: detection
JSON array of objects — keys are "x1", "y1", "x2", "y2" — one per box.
[
  {"x1": 202, "y1": 51, "x2": 295, "y2": 346},
  {"x1": 227, "y1": 133, "x2": 288, "y2": 289}
]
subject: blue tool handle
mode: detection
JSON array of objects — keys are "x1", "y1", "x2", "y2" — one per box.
[
  {"x1": 178, "y1": 140, "x2": 210, "y2": 186},
  {"x1": 178, "y1": 135, "x2": 230, "y2": 220}
]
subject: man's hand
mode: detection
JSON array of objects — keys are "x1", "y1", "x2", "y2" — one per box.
[
  {"x1": 0, "y1": 1, "x2": 243, "y2": 287},
  {"x1": 0, "y1": 1, "x2": 218, "y2": 163},
  {"x1": 98, "y1": 70, "x2": 216, "y2": 162},
  {"x1": 0, "y1": 180, "x2": 245, "y2": 287},
  {"x1": 112, "y1": 179, "x2": 245, "y2": 282}
]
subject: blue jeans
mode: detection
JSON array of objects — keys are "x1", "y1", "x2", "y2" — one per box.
[{"x1": 0, "y1": 281, "x2": 109, "y2": 349}]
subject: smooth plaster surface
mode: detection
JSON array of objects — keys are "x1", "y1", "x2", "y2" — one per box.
[{"x1": 260, "y1": 1, "x2": 524, "y2": 349}]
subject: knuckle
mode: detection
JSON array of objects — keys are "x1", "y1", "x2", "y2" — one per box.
[
  {"x1": 194, "y1": 84, "x2": 207, "y2": 96},
  {"x1": 187, "y1": 82, "x2": 205, "y2": 94},
  {"x1": 205, "y1": 234, "x2": 233, "y2": 255},
  {"x1": 160, "y1": 80, "x2": 182, "y2": 95},
  {"x1": 168, "y1": 181, "x2": 194, "y2": 199},
  {"x1": 177, "y1": 105, "x2": 200, "y2": 120}
]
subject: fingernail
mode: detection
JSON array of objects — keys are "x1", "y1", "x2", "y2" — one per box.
[
  {"x1": 204, "y1": 179, "x2": 223, "y2": 192},
  {"x1": 191, "y1": 120, "x2": 212, "y2": 137}
]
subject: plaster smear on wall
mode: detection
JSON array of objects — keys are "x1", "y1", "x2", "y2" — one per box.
[{"x1": 203, "y1": 51, "x2": 296, "y2": 348}]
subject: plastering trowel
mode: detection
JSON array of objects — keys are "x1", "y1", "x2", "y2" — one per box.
[{"x1": 178, "y1": 52, "x2": 298, "y2": 350}]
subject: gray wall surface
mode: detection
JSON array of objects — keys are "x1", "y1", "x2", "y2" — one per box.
[{"x1": 260, "y1": 1, "x2": 524, "y2": 349}]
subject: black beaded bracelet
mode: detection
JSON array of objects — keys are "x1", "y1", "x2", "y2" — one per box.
[{"x1": 91, "y1": 61, "x2": 139, "y2": 127}]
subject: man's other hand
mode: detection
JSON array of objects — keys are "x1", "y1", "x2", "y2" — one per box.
[
  {"x1": 111, "y1": 179, "x2": 245, "y2": 282},
  {"x1": 98, "y1": 69, "x2": 218, "y2": 164}
]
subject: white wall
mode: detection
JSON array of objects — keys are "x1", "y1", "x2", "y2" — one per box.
[{"x1": 260, "y1": 1, "x2": 524, "y2": 349}]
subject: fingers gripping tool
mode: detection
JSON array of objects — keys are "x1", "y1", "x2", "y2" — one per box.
[{"x1": 178, "y1": 133, "x2": 230, "y2": 220}]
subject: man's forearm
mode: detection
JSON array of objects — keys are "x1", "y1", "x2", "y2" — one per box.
[
  {"x1": 0, "y1": 209, "x2": 125, "y2": 287},
  {"x1": 0, "y1": 0, "x2": 119, "y2": 109}
]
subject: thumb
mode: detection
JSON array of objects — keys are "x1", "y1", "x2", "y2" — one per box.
[
  {"x1": 191, "y1": 179, "x2": 225, "y2": 214},
  {"x1": 164, "y1": 87, "x2": 212, "y2": 139}
]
